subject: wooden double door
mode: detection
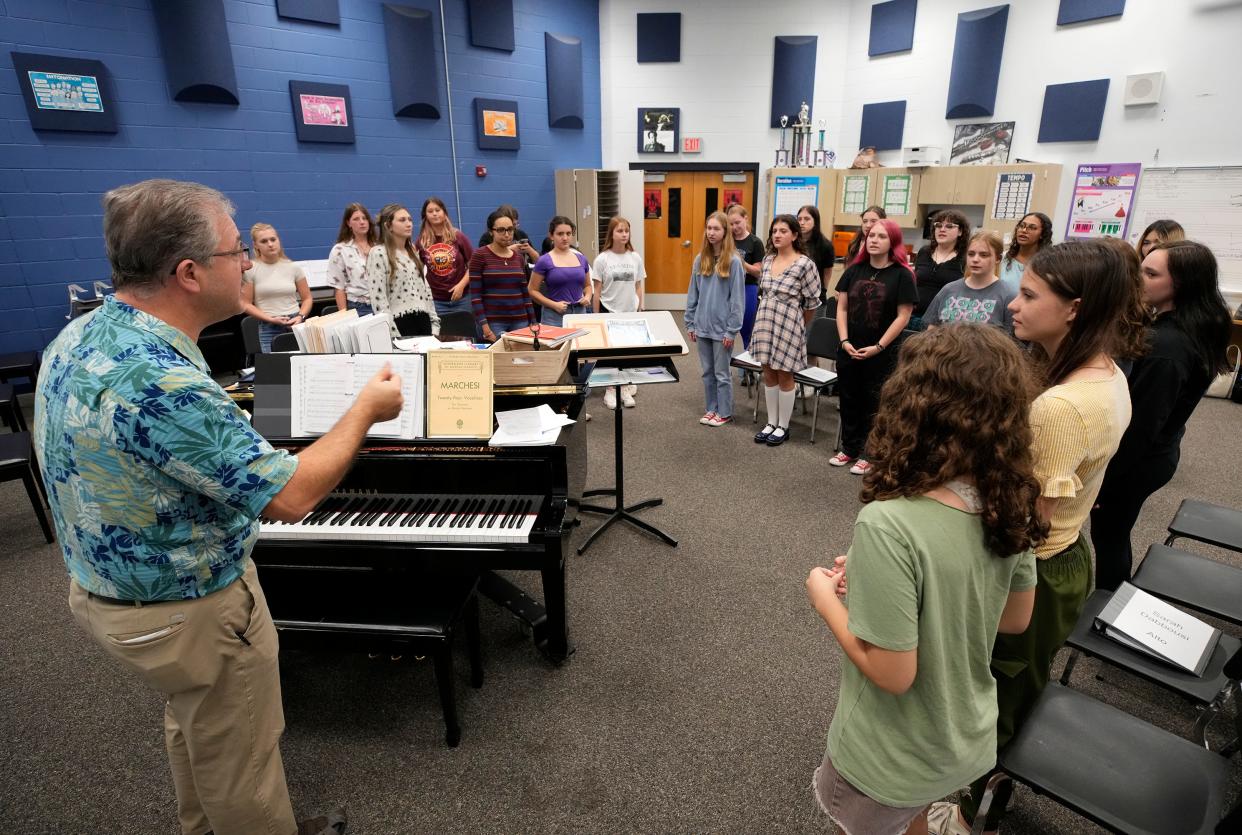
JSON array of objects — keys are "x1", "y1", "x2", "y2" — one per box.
[{"x1": 642, "y1": 170, "x2": 756, "y2": 305}]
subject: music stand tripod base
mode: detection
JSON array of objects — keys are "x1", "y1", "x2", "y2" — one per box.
[{"x1": 577, "y1": 382, "x2": 678, "y2": 555}]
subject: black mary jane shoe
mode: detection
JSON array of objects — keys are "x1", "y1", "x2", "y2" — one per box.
[
  {"x1": 754, "y1": 423, "x2": 776, "y2": 443},
  {"x1": 766, "y1": 426, "x2": 790, "y2": 447}
]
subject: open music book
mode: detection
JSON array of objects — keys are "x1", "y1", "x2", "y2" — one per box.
[
  {"x1": 1094, "y1": 582, "x2": 1222, "y2": 676},
  {"x1": 289, "y1": 354, "x2": 424, "y2": 439}
]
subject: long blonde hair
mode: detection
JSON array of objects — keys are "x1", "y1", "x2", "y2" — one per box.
[
  {"x1": 696, "y1": 211, "x2": 737, "y2": 278},
  {"x1": 250, "y1": 222, "x2": 289, "y2": 262},
  {"x1": 968, "y1": 230, "x2": 1003, "y2": 276},
  {"x1": 377, "y1": 203, "x2": 421, "y2": 287}
]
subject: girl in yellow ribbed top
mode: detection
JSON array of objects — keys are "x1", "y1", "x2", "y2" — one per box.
[{"x1": 932, "y1": 239, "x2": 1149, "y2": 835}]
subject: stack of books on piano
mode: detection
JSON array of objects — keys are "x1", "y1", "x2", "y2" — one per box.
[{"x1": 289, "y1": 310, "x2": 393, "y2": 353}]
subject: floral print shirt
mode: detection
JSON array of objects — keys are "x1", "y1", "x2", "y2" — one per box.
[{"x1": 33, "y1": 296, "x2": 297, "y2": 600}]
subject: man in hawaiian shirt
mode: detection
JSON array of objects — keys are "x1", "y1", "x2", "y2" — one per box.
[{"x1": 34, "y1": 179, "x2": 402, "y2": 835}]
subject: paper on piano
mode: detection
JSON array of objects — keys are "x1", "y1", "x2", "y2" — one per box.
[
  {"x1": 289, "y1": 353, "x2": 424, "y2": 439},
  {"x1": 1095, "y1": 582, "x2": 1222, "y2": 676},
  {"x1": 393, "y1": 335, "x2": 476, "y2": 353},
  {"x1": 587, "y1": 366, "x2": 629, "y2": 388},
  {"x1": 490, "y1": 404, "x2": 572, "y2": 446}
]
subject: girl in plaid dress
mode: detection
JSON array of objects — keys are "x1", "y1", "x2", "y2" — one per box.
[{"x1": 751, "y1": 214, "x2": 822, "y2": 446}]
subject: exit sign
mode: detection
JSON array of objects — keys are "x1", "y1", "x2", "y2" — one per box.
[{"x1": 682, "y1": 137, "x2": 702, "y2": 153}]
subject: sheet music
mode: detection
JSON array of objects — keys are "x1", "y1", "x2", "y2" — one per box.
[
  {"x1": 605, "y1": 318, "x2": 654, "y2": 346},
  {"x1": 289, "y1": 354, "x2": 424, "y2": 438}
]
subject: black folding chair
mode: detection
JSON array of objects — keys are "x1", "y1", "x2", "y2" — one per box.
[
  {"x1": 438, "y1": 311, "x2": 477, "y2": 340},
  {"x1": 984, "y1": 667, "x2": 1240, "y2": 835},
  {"x1": 1130, "y1": 543, "x2": 1242, "y2": 628},
  {"x1": 1165, "y1": 499, "x2": 1242, "y2": 554},
  {"x1": 270, "y1": 332, "x2": 300, "y2": 352},
  {"x1": 241, "y1": 315, "x2": 262, "y2": 361},
  {"x1": 1061, "y1": 588, "x2": 1241, "y2": 749},
  {"x1": 394, "y1": 310, "x2": 432, "y2": 337},
  {"x1": 793, "y1": 317, "x2": 841, "y2": 446}
]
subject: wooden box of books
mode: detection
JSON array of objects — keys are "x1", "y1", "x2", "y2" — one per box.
[{"x1": 491, "y1": 333, "x2": 572, "y2": 385}]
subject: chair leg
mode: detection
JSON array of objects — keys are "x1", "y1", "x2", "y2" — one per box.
[
  {"x1": 433, "y1": 640, "x2": 461, "y2": 747},
  {"x1": 809, "y1": 395, "x2": 819, "y2": 444},
  {"x1": 465, "y1": 594, "x2": 483, "y2": 689},
  {"x1": 1058, "y1": 648, "x2": 1081, "y2": 686},
  {"x1": 971, "y1": 772, "x2": 1011, "y2": 835},
  {"x1": 21, "y1": 465, "x2": 55, "y2": 544}
]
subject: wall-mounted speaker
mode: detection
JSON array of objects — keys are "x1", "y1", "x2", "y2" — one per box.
[{"x1": 1123, "y1": 72, "x2": 1164, "y2": 106}]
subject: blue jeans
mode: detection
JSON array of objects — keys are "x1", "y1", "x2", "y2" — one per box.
[
  {"x1": 697, "y1": 336, "x2": 733, "y2": 418},
  {"x1": 540, "y1": 303, "x2": 585, "y2": 328},
  {"x1": 488, "y1": 319, "x2": 528, "y2": 340},
  {"x1": 346, "y1": 300, "x2": 373, "y2": 316},
  {"x1": 258, "y1": 321, "x2": 291, "y2": 353},
  {"x1": 434, "y1": 297, "x2": 472, "y2": 317}
]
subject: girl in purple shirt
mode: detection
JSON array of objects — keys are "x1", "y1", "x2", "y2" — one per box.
[{"x1": 530, "y1": 215, "x2": 592, "y2": 327}]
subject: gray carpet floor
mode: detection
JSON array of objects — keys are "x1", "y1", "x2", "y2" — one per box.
[{"x1": 2, "y1": 339, "x2": 1241, "y2": 834}]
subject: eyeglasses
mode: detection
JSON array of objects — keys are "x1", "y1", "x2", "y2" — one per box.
[
  {"x1": 491, "y1": 225, "x2": 515, "y2": 233},
  {"x1": 1016, "y1": 222, "x2": 1041, "y2": 232},
  {"x1": 168, "y1": 245, "x2": 251, "y2": 274},
  {"x1": 933, "y1": 222, "x2": 959, "y2": 230}
]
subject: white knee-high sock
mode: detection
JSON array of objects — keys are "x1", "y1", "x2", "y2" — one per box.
[
  {"x1": 778, "y1": 387, "x2": 796, "y2": 428},
  {"x1": 764, "y1": 385, "x2": 780, "y2": 426}
]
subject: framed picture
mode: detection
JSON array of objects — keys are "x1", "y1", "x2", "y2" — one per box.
[
  {"x1": 289, "y1": 80, "x2": 354, "y2": 143},
  {"x1": 474, "y1": 98, "x2": 520, "y2": 150},
  {"x1": 637, "y1": 107, "x2": 679, "y2": 154},
  {"x1": 11, "y1": 52, "x2": 118, "y2": 133},
  {"x1": 950, "y1": 121, "x2": 1015, "y2": 166}
]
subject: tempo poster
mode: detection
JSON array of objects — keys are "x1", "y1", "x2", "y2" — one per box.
[
  {"x1": 1066, "y1": 163, "x2": 1142, "y2": 240},
  {"x1": 993, "y1": 172, "x2": 1033, "y2": 220},
  {"x1": 28, "y1": 71, "x2": 104, "y2": 112},
  {"x1": 774, "y1": 176, "x2": 818, "y2": 218}
]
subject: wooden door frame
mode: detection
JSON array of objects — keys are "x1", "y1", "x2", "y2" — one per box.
[{"x1": 630, "y1": 162, "x2": 760, "y2": 309}]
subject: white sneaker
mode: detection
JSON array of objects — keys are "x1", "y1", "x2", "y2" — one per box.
[
  {"x1": 604, "y1": 388, "x2": 617, "y2": 409},
  {"x1": 621, "y1": 390, "x2": 636, "y2": 408},
  {"x1": 849, "y1": 459, "x2": 872, "y2": 475},
  {"x1": 926, "y1": 802, "x2": 975, "y2": 835}
]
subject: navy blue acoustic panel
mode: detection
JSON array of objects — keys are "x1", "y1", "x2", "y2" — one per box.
[
  {"x1": 276, "y1": 0, "x2": 340, "y2": 25},
  {"x1": 869, "y1": 0, "x2": 917, "y2": 57},
  {"x1": 945, "y1": 5, "x2": 1009, "y2": 119},
  {"x1": 468, "y1": 0, "x2": 515, "y2": 52},
  {"x1": 860, "y1": 100, "x2": 906, "y2": 151},
  {"x1": 545, "y1": 33, "x2": 584, "y2": 130},
  {"x1": 383, "y1": 4, "x2": 440, "y2": 119},
  {"x1": 151, "y1": 0, "x2": 239, "y2": 105},
  {"x1": 1038, "y1": 79, "x2": 1109, "y2": 142},
  {"x1": 1058, "y1": 0, "x2": 1125, "y2": 25},
  {"x1": 770, "y1": 36, "x2": 817, "y2": 129},
  {"x1": 637, "y1": 13, "x2": 681, "y2": 63}
]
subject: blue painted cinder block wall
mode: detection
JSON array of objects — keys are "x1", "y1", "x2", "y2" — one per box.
[{"x1": 0, "y1": 0, "x2": 601, "y2": 352}]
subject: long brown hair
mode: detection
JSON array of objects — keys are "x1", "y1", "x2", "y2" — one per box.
[
  {"x1": 696, "y1": 211, "x2": 737, "y2": 278},
  {"x1": 1156, "y1": 240, "x2": 1234, "y2": 376},
  {"x1": 863, "y1": 324, "x2": 1048, "y2": 556},
  {"x1": 417, "y1": 196, "x2": 458, "y2": 250},
  {"x1": 603, "y1": 216, "x2": 634, "y2": 252},
  {"x1": 1004, "y1": 212, "x2": 1052, "y2": 266},
  {"x1": 377, "y1": 203, "x2": 420, "y2": 287},
  {"x1": 1026, "y1": 239, "x2": 1149, "y2": 385},
  {"x1": 335, "y1": 202, "x2": 376, "y2": 245}
]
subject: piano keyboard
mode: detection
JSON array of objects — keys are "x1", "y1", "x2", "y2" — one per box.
[{"x1": 259, "y1": 492, "x2": 541, "y2": 545}]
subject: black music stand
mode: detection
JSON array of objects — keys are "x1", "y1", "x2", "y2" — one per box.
[{"x1": 568, "y1": 316, "x2": 685, "y2": 556}]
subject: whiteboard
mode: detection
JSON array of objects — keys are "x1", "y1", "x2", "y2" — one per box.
[{"x1": 1129, "y1": 167, "x2": 1242, "y2": 302}]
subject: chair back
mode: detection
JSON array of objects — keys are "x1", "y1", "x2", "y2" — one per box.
[
  {"x1": 395, "y1": 310, "x2": 433, "y2": 337},
  {"x1": 241, "y1": 316, "x2": 262, "y2": 357},
  {"x1": 321, "y1": 304, "x2": 339, "y2": 316},
  {"x1": 806, "y1": 317, "x2": 841, "y2": 360},
  {"x1": 820, "y1": 295, "x2": 837, "y2": 319},
  {"x1": 439, "y1": 311, "x2": 477, "y2": 340},
  {"x1": 270, "y1": 332, "x2": 300, "y2": 352}
]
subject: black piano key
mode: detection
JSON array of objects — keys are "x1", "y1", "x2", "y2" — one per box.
[
  {"x1": 414, "y1": 497, "x2": 440, "y2": 527},
  {"x1": 329, "y1": 496, "x2": 367, "y2": 526},
  {"x1": 383, "y1": 497, "x2": 414, "y2": 527},
  {"x1": 306, "y1": 496, "x2": 339, "y2": 525},
  {"x1": 365, "y1": 497, "x2": 398, "y2": 527},
  {"x1": 512, "y1": 498, "x2": 533, "y2": 529},
  {"x1": 500, "y1": 496, "x2": 519, "y2": 529},
  {"x1": 432, "y1": 498, "x2": 459, "y2": 528},
  {"x1": 460, "y1": 497, "x2": 484, "y2": 528},
  {"x1": 456, "y1": 497, "x2": 482, "y2": 528},
  {"x1": 481, "y1": 497, "x2": 499, "y2": 528},
  {"x1": 403, "y1": 497, "x2": 432, "y2": 528},
  {"x1": 352, "y1": 496, "x2": 385, "y2": 527},
  {"x1": 449, "y1": 497, "x2": 470, "y2": 528}
]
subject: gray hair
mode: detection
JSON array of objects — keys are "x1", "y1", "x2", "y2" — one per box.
[{"x1": 102, "y1": 179, "x2": 235, "y2": 294}]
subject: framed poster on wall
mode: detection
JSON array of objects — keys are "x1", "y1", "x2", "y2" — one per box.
[
  {"x1": 474, "y1": 98, "x2": 520, "y2": 150},
  {"x1": 1066, "y1": 163, "x2": 1141, "y2": 239},
  {"x1": 11, "y1": 52, "x2": 118, "y2": 133},
  {"x1": 637, "y1": 107, "x2": 679, "y2": 154},
  {"x1": 949, "y1": 121, "x2": 1014, "y2": 165},
  {"x1": 288, "y1": 80, "x2": 354, "y2": 143}
]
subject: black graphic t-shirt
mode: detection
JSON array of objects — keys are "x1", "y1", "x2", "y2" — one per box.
[
  {"x1": 835, "y1": 261, "x2": 918, "y2": 348},
  {"x1": 733, "y1": 233, "x2": 766, "y2": 286}
]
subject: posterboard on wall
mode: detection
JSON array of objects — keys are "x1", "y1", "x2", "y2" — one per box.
[
  {"x1": 1065, "y1": 163, "x2": 1141, "y2": 240},
  {"x1": 881, "y1": 174, "x2": 911, "y2": 216},
  {"x1": 1129, "y1": 166, "x2": 1242, "y2": 302},
  {"x1": 774, "y1": 176, "x2": 819, "y2": 217},
  {"x1": 840, "y1": 174, "x2": 870, "y2": 214},
  {"x1": 993, "y1": 172, "x2": 1033, "y2": 220}
]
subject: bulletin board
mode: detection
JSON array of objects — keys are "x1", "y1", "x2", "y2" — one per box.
[{"x1": 1129, "y1": 166, "x2": 1242, "y2": 302}]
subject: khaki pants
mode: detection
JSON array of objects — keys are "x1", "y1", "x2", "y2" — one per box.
[{"x1": 70, "y1": 560, "x2": 296, "y2": 835}]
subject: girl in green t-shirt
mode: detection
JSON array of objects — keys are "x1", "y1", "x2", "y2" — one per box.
[{"x1": 806, "y1": 323, "x2": 1046, "y2": 833}]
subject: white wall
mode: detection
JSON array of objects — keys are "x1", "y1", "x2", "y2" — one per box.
[{"x1": 600, "y1": 0, "x2": 1242, "y2": 241}]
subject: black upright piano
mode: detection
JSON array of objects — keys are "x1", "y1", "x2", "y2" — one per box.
[{"x1": 248, "y1": 353, "x2": 588, "y2": 663}]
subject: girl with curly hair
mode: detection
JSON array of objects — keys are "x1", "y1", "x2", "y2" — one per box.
[
  {"x1": 998, "y1": 211, "x2": 1052, "y2": 293},
  {"x1": 932, "y1": 238, "x2": 1148, "y2": 835},
  {"x1": 806, "y1": 323, "x2": 1043, "y2": 834}
]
